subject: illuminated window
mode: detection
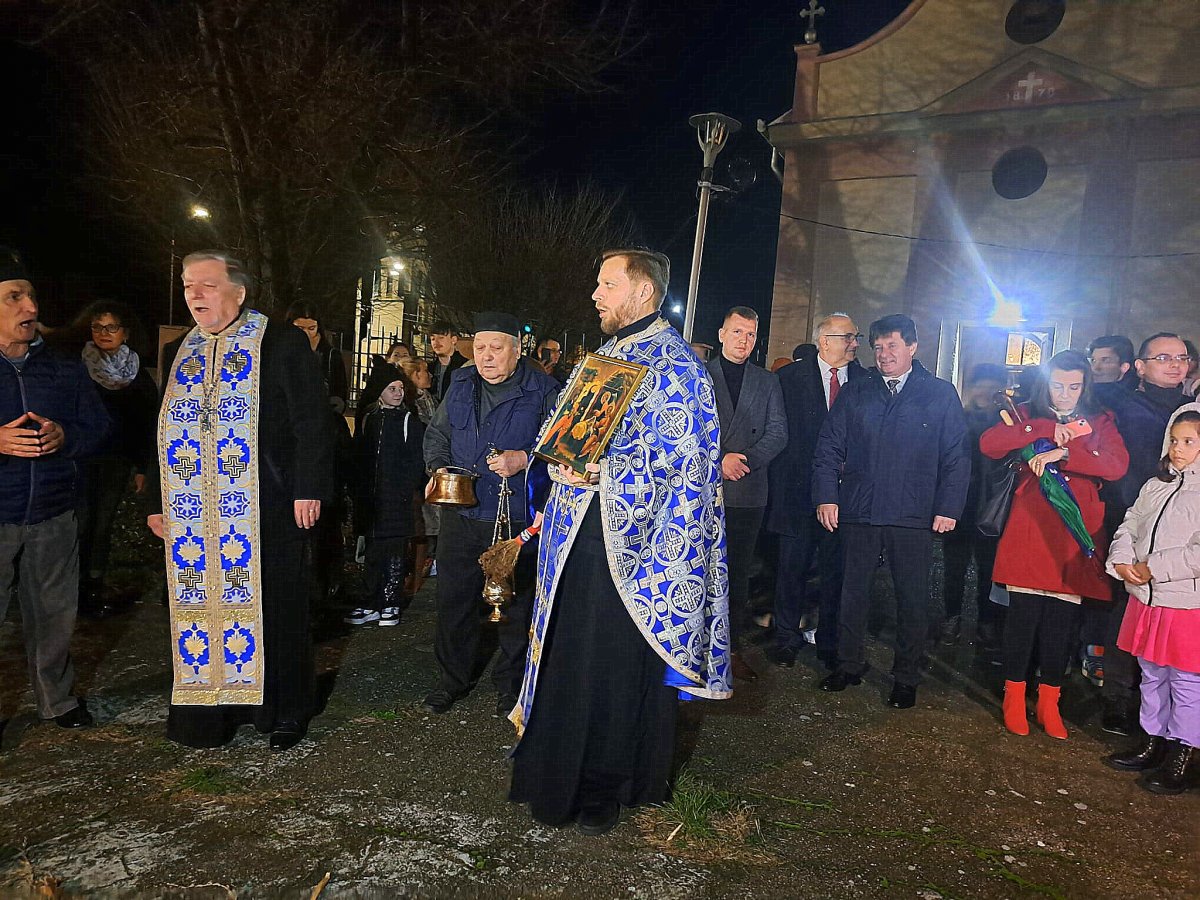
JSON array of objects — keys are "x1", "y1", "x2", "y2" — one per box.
[{"x1": 1005, "y1": 331, "x2": 1051, "y2": 367}]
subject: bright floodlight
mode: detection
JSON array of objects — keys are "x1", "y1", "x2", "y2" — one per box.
[
  {"x1": 391, "y1": 261, "x2": 405, "y2": 273},
  {"x1": 671, "y1": 304, "x2": 683, "y2": 314},
  {"x1": 191, "y1": 205, "x2": 210, "y2": 219}
]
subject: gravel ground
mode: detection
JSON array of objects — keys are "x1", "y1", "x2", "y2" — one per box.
[{"x1": 1, "y1": 505, "x2": 1197, "y2": 898}]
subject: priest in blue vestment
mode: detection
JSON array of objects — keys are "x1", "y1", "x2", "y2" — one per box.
[{"x1": 509, "y1": 249, "x2": 731, "y2": 836}]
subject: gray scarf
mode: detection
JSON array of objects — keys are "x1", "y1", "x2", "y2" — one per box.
[{"x1": 82, "y1": 341, "x2": 140, "y2": 389}]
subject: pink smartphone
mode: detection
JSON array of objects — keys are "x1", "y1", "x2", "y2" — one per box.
[{"x1": 1061, "y1": 418, "x2": 1092, "y2": 441}]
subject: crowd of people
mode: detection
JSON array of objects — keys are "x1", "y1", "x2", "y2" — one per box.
[{"x1": 2, "y1": 240, "x2": 1199, "y2": 841}]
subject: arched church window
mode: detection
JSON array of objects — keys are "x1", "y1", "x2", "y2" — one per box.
[{"x1": 1005, "y1": 0, "x2": 1066, "y2": 45}]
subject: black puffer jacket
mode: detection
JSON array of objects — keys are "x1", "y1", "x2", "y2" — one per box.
[
  {"x1": 1, "y1": 340, "x2": 111, "y2": 525},
  {"x1": 354, "y1": 406, "x2": 426, "y2": 540}
]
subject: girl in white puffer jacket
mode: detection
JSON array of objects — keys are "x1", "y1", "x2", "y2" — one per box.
[{"x1": 1104, "y1": 404, "x2": 1200, "y2": 794}]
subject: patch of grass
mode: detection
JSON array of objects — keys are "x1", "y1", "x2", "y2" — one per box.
[
  {"x1": 176, "y1": 765, "x2": 242, "y2": 795},
  {"x1": 369, "y1": 709, "x2": 400, "y2": 722},
  {"x1": 634, "y1": 771, "x2": 775, "y2": 865},
  {"x1": 658, "y1": 770, "x2": 737, "y2": 840}
]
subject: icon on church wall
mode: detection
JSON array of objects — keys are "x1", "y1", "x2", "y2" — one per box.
[
  {"x1": 1005, "y1": 330, "x2": 1053, "y2": 367},
  {"x1": 534, "y1": 353, "x2": 648, "y2": 474}
]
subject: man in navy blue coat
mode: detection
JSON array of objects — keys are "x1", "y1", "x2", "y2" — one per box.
[
  {"x1": 0, "y1": 247, "x2": 110, "y2": 729},
  {"x1": 811, "y1": 314, "x2": 970, "y2": 709}
]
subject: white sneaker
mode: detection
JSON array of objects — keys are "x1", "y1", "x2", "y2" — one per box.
[
  {"x1": 378, "y1": 607, "x2": 401, "y2": 626},
  {"x1": 344, "y1": 607, "x2": 380, "y2": 625},
  {"x1": 429, "y1": 561, "x2": 438, "y2": 577}
]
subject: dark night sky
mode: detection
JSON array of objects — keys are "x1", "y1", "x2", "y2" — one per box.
[{"x1": 0, "y1": 0, "x2": 910, "y2": 349}]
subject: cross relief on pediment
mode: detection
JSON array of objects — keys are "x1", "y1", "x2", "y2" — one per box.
[{"x1": 923, "y1": 50, "x2": 1130, "y2": 118}]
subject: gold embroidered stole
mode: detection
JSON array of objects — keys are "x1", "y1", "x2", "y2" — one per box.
[{"x1": 158, "y1": 310, "x2": 267, "y2": 705}]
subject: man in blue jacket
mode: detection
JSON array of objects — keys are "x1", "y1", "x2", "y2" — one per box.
[
  {"x1": 421, "y1": 311, "x2": 559, "y2": 716},
  {"x1": 0, "y1": 247, "x2": 110, "y2": 728},
  {"x1": 811, "y1": 314, "x2": 969, "y2": 709}
]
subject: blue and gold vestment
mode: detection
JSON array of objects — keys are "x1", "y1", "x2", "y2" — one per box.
[
  {"x1": 511, "y1": 317, "x2": 732, "y2": 735},
  {"x1": 158, "y1": 310, "x2": 266, "y2": 706}
]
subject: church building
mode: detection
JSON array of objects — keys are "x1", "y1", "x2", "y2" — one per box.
[{"x1": 763, "y1": 0, "x2": 1200, "y2": 383}]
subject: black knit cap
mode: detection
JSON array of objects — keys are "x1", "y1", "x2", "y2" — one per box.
[
  {"x1": 473, "y1": 310, "x2": 520, "y2": 338},
  {"x1": 0, "y1": 246, "x2": 30, "y2": 284}
]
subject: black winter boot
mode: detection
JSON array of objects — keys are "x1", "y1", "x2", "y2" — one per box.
[
  {"x1": 1105, "y1": 736, "x2": 1167, "y2": 772},
  {"x1": 1140, "y1": 741, "x2": 1194, "y2": 795}
]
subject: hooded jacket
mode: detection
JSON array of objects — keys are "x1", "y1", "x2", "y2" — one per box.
[{"x1": 1106, "y1": 402, "x2": 1200, "y2": 610}]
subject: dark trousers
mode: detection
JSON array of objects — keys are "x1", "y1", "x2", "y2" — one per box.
[
  {"x1": 838, "y1": 523, "x2": 932, "y2": 687},
  {"x1": 1102, "y1": 586, "x2": 1140, "y2": 708},
  {"x1": 1003, "y1": 591, "x2": 1080, "y2": 688},
  {"x1": 78, "y1": 456, "x2": 133, "y2": 583},
  {"x1": 724, "y1": 505, "x2": 765, "y2": 647},
  {"x1": 365, "y1": 537, "x2": 411, "y2": 612},
  {"x1": 773, "y1": 515, "x2": 843, "y2": 663},
  {"x1": 434, "y1": 512, "x2": 534, "y2": 699},
  {"x1": 0, "y1": 511, "x2": 81, "y2": 719},
  {"x1": 941, "y1": 528, "x2": 998, "y2": 622}
]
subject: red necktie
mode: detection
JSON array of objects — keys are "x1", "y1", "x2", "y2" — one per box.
[{"x1": 828, "y1": 367, "x2": 840, "y2": 409}]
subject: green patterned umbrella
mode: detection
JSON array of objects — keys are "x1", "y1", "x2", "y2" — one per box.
[{"x1": 1021, "y1": 438, "x2": 1095, "y2": 557}]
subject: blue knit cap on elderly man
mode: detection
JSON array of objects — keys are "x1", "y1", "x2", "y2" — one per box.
[{"x1": 473, "y1": 311, "x2": 523, "y2": 385}]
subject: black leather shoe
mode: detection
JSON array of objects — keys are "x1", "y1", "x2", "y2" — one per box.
[
  {"x1": 54, "y1": 704, "x2": 94, "y2": 729},
  {"x1": 422, "y1": 689, "x2": 457, "y2": 715},
  {"x1": 887, "y1": 683, "x2": 917, "y2": 709},
  {"x1": 1140, "y1": 741, "x2": 1193, "y2": 795},
  {"x1": 576, "y1": 800, "x2": 621, "y2": 836},
  {"x1": 818, "y1": 671, "x2": 862, "y2": 692},
  {"x1": 768, "y1": 645, "x2": 798, "y2": 669},
  {"x1": 269, "y1": 721, "x2": 305, "y2": 752},
  {"x1": 1106, "y1": 736, "x2": 1167, "y2": 772},
  {"x1": 496, "y1": 694, "x2": 518, "y2": 717}
]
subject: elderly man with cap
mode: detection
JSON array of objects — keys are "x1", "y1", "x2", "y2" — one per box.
[
  {"x1": 421, "y1": 311, "x2": 560, "y2": 716},
  {"x1": 1, "y1": 247, "x2": 110, "y2": 729}
]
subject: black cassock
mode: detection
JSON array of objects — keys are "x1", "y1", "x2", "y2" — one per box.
[{"x1": 151, "y1": 321, "x2": 334, "y2": 747}]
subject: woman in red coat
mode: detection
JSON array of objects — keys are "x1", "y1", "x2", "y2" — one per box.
[{"x1": 980, "y1": 350, "x2": 1129, "y2": 739}]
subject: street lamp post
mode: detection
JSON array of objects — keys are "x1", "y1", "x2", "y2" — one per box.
[
  {"x1": 683, "y1": 112, "x2": 740, "y2": 343},
  {"x1": 168, "y1": 205, "x2": 212, "y2": 325}
]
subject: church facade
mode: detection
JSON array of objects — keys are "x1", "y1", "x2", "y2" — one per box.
[{"x1": 763, "y1": 0, "x2": 1200, "y2": 383}]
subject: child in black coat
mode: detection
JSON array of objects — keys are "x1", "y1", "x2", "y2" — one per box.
[{"x1": 344, "y1": 378, "x2": 426, "y2": 626}]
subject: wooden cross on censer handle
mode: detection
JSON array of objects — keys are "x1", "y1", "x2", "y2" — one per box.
[{"x1": 800, "y1": 0, "x2": 825, "y2": 45}]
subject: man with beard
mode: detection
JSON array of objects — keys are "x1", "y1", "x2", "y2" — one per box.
[
  {"x1": 508, "y1": 249, "x2": 731, "y2": 836},
  {"x1": 147, "y1": 251, "x2": 333, "y2": 752}
]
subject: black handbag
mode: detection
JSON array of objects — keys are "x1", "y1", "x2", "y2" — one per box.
[{"x1": 976, "y1": 454, "x2": 1022, "y2": 538}]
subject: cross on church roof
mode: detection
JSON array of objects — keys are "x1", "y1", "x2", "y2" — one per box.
[{"x1": 800, "y1": 0, "x2": 825, "y2": 45}]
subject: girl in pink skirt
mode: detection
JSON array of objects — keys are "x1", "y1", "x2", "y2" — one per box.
[{"x1": 1104, "y1": 405, "x2": 1200, "y2": 794}]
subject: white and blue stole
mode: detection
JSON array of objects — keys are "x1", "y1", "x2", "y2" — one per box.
[{"x1": 158, "y1": 309, "x2": 266, "y2": 706}]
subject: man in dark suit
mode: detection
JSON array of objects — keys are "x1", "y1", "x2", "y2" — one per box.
[
  {"x1": 765, "y1": 313, "x2": 864, "y2": 669},
  {"x1": 707, "y1": 306, "x2": 786, "y2": 680},
  {"x1": 812, "y1": 314, "x2": 970, "y2": 709}
]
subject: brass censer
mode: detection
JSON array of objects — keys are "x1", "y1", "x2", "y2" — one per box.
[{"x1": 480, "y1": 455, "x2": 514, "y2": 623}]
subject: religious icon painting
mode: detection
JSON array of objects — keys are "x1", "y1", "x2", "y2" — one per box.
[{"x1": 534, "y1": 353, "x2": 648, "y2": 474}]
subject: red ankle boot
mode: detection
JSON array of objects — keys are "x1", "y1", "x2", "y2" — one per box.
[
  {"x1": 1003, "y1": 680, "x2": 1029, "y2": 735},
  {"x1": 1036, "y1": 684, "x2": 1068, "y2": 740}
]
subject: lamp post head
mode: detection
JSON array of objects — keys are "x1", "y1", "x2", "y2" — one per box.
[
  {"x1": 190, "y1": 205, "x2": 211, "y2": 220},
  {"x1": 688, "y1": 113, "x2": 741, "y2": 168}
]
